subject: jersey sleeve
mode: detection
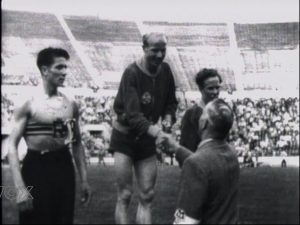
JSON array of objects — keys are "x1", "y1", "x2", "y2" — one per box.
[
  {"x1": 175, "y1": 146, "x2": 193, "y2": 168},
  {"x1": 119, "y1": 68, "x2": 152, "y2": 135},
  {"x1": 162, "y1": 64, "x2": 178, "y2": 124},
  {"x1": 179, "y1": 109, "x2": 200, "y2": 152},
  {"x1": 176, "y1": 157, "x2": 208, "y2": 221}
]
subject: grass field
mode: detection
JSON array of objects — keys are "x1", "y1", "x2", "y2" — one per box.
[{"x1": 1, "y1": 165, "x2": 299, "y2": 224}]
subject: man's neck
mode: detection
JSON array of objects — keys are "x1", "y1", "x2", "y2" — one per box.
[
  {"x1": 137, "y1": 57, "x2": 161, "y2": 77},
  {"x1": 43, "y1": 82, "x2": 59, "y2": 97},
  {"x1": 201, "y1": 97, "x2": 210, "y2": 105},
  {"x1": 199, "y1": 98, "x2": 206, "y2": 109},
  {"x1": 146, "y1": 62, "x2": 159, "y2": 75}
]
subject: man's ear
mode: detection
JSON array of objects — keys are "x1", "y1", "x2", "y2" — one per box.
[{"x1": 41, "y1": 66, "x2": 48, "y2": 77}]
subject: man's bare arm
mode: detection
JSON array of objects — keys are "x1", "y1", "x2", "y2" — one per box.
[
  {"x1": 7, "y1": 100, "x2": 33, "y2": 211},
  {"x1": 71, "y1": 100, "x2": 92, "y2": 207}
]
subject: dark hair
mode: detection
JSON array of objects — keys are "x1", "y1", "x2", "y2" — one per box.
[
  {"x1": 195, "y1": 68, "x2": 222, "y2": 90},
  {"x1": 207, "y1": 98, "x2": 234, "y2": 137},
  {"x1": 37, "y1": 47, "x2": 70, "y2": 72},
  {"x1": 142, "y1": 32, "x2": 167, "y2": 48}
]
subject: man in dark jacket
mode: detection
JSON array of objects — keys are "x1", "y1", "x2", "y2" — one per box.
[
  {"x1": 110, "y1": 32, "x2": 178, "y2": 224},
  {"x1": 179, "y1": 68, "x2": 222, "y2": 152},
  {"x1": 163, "y1": 98, "x2": 240, "y2": 224}
]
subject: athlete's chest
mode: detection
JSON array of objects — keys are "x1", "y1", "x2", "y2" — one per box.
[{"x1": 30, "y1": 96, "x2": 73, "y2": 123}]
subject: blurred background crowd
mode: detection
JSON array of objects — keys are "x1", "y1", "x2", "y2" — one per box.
[{"x1": 2, "y1": 93, "x2": 299, "y2": 160}]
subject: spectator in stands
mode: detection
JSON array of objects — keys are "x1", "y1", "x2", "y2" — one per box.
[
  {"x1": 243, "y1": 150, "x2": 254, "y2": 167},
  {"x1": 260, "y1": 136, "x2": 271, "y2": 156},
  {"x1": 180, "y1": 68, "x2": 222, "y2": 152},
  {"x1": 110, "y1": 32, "x2": 178, "y2": 224},
  {"x1": 94, "y1": 137, "x2": 106, "y2": 166},
  {"x1": 176, "y1": 100, "x2": 187, "y2": 119},
  {"x1": 290, "y1": 130, "x2": 299, "y2": 155},
  {"x1": 83, "y1": 140, "x2": 91, "y2": 165}
]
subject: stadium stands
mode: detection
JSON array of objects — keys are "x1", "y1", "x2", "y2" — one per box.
[
  {"x1": 143, "y1": 21, "x2": 230, "y2": 47},
  {"x1": 2, "y1": 10, "x2": 68, "y2": 40},
  {"x1": 2, "y1": 10, "x2": 91, "y2": 88},
  {"x1": 3, "y1": 10, "x2": 298, "y2": 92},
  {"x1": 2, "y1": 92, "x2": 299, "y2": 156},
  {"x1": 234, "y1": 23, "x2": 299, "y2": 90},
  {"x1": 163, "y1": 47, "x2": 191, "y2": 91},
  {"x1": 177, "y1": 47, "x2": 236, "y2": 91},
  {"x1": 1, "y1": 10, "x2": 299, "y2": 158},
  {"x1": 234, "y1": 23, "x2": 299, "y2": 50},
  {"x1": 80, "y1": 42, "x2": 142, "y2": 72},
  {"x1": 143, "y1": 21, "x2": 236, "y2": 91},
  {"x1": 63, "y1": 15, "x2": 142, "y2": 43}
]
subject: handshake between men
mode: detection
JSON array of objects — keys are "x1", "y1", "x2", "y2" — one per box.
[
  {"x1": 155, "y1": 131, "x2": 179, "y2": 154},
  {"x1": 147, "y1": 114, "x2": 179, "y2": 154}
]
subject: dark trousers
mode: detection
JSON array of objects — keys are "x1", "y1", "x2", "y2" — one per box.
[{"x1": 19, "y1": 147, "x2": 75, "y2": 224}]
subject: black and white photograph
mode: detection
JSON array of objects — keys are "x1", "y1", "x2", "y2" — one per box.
[{"x1": 1, "y1": 0, "x2": 299, "y2": 224}]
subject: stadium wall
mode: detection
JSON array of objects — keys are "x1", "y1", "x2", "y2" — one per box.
[{"x1": 238, "y1": 156, "x2": 299, "y2": 167}]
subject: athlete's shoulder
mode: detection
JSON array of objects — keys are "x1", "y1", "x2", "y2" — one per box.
[
  {"x1": 14, "y1": 90, "x2": 39, "y2": 112},
  {"x1": 161, "y1": 61, "x2": 170, "y2": 68},
  {"x1": 124, "y1": 62, "x2": 138, "y2": 72},
  {"x1": 161, "y1": 62, "x2": 173, "y2": 74},
  {"x1": 10, "y1": 94, "x2": 37, "y2": 120},
  {"x1": 161, "y1": 61, "x2": 171, "y2": 68},
  {"x1": 59, "y1": 91, "x2": 76, "y2": 104},
  {"x1": 121, "y1": 62, "x2": 140, "y2": 80}
]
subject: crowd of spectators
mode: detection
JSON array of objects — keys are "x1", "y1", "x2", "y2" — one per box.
[
  {"x1": 1, "y1": 72, "x2": 100, "y2": 90},
  {"x1": 75, "y1": 95, "x2": 116, "y2": 125},
  {"x1": 229, "y1": 97, "x2": 299, "y2": 157},
  {"x1": 1, "y1": 94, "x2": 14, "y2": 127},
  {"x1": 170, "y1": 96, "x2": 300, "y2": 158},
  {"x1": 1, "y1": 74, "x2": 39, "y2": 86},
  {"x1": 1, "y1": 92, "x2": 299, "y2": 157}
]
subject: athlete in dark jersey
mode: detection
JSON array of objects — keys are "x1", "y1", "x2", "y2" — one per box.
[
  {"x1": 163, "y1": 99, "x2": 240, "y2": 224},
  {"x1": 111, "y1": 32, "x2": 178, "y2": 224},
  {"x1": 179, "y1": 69, "x2": 222, "y2": 152},
  {"x1": 7, "y1": 48, "x2": 91, "y2": 224}
]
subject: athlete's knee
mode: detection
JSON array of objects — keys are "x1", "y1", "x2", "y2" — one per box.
[
  {"x1": 117, "y1": 188, "x2": 132, "y2": 204},
  {"x1": 139, "y1": 188, "x2": 155, "y2": 204}
]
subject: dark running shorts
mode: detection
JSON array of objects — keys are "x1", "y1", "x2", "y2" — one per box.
[
  {"x1": 109, "y1": 128, "x2": 156, "y2": 161},
  {"x1": 19, "y1": 146, "x2": 75, "y2": 224}
]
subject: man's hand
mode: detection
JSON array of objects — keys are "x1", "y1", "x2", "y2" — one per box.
[
  {"x1": 17, "y1": 188, "x2": 33, "y2": 212},
  {"x1": 155, "y1": 130, "x2": 170, "y2": 152},
  {"x1": 160, "y1": 134, "x2": 181, "y2": 153},
  {"x1": 162, "y1": 115, "x2": 172, "y2": 133},
  {"x1": 80, "y1": 182, "x2": 92, "y2": 208}
]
